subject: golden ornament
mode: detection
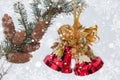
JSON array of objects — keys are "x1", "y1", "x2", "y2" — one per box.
[{"x1": 53, "y1": 0, "x2": 99, "y2": 58}]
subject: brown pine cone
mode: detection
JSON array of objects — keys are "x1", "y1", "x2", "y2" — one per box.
[
  {"x1": 31, "y1": 21, "x2": 46, "y2": 42},
  {"x1": 21, "y1": 42, "x2": 40, "y2": 52},
  {"x1": 7, "y1": 52, "x2": 32, "y2": 63},
  {"x1": 12, "y1": 31, "x2": 26, "y2": 45},
  {"x1": 2, "y1": 14, "x2": 16, "y2": 41}
]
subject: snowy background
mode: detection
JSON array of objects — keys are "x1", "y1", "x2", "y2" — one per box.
[{"x1": 0, "y1": 0, "x2": 120, "y2": 80}]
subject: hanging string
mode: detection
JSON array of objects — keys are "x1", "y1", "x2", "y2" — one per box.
[
  {"x1": 73, "y1": 0, "x2": 77, "y2": 23},
  {"x1": 77, "y1": 0, "x2": 85, "y2": 19}
]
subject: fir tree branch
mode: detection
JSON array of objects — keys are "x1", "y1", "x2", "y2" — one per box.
[
  {"x1": 0, "y1": 41, "x2": 14, "y2": 55},
  {"x1": 30, "y1": 1, "x2": 41, "y2": 22},
  {"x1": 14, "y1": 2, "x2": 28, "y2": 34},
  {"x1": 31, "y1": 0, "x2": 84, "y2": 28}
]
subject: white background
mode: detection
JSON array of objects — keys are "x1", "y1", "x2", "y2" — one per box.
[{"x1": 0, "y1": 0, "x2": 120, "y2": 80}]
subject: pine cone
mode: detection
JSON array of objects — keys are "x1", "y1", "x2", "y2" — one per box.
[
  {"x1": 21, "y1": 42, "x2": 40, "y2": 52},
  {"x1": 2, "y1": 14, "x2": 16, "y2": 41},
  {"x1": 12, "y1": 31, "x2": 26, "y2": 45},
  {"x1": 31, "y1": 21, "x2": 46, "y2": 42},
  {"x1": 7, "y1": 52, "x2": 32, "y2": 63}
]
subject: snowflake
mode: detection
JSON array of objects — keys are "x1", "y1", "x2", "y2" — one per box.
[{"x1": 35, "y1": 61, "x2": 41, "y2": 68}]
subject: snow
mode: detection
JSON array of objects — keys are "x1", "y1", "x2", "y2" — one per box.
[
  {"x1": 35, "y1": 61, "x2": 41, "y2": 68},
  {"x1": 0, "y1": 0, "x2": 120, "y2": 80}
]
